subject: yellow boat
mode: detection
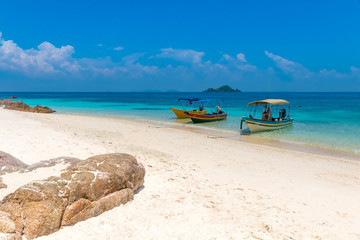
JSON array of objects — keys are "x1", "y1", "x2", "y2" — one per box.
[
  {"x1": 170, "y1": 107, "x2": 207, "y2": 119},
  {"x1": 170, "y1": 98, "x2": 207, "y2": 119}
]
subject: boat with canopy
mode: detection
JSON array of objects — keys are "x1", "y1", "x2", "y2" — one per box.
[
  {"x1": 240, "y1": 99, "x2": 293, "y2": 133},
  {"x1": 186, "y1": 99, "x2": 227, "y2": 123},
  {"x1": 170, "y1": 98, "x2": 208, "y2": 119}
]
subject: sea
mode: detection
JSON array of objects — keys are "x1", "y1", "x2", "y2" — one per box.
[{"x1": 1, "y1": 92, "x2": 359, "y2": 156}]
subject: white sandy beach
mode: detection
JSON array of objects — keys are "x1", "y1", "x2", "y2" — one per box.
[{"x1": 1, "y1": 108, "x2": 360, "y2": 239}]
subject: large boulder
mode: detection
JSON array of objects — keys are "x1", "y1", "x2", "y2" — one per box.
[
  {"x1": 0, "y1": 153, "x2": 145, "y2": 239},
  {"x1": 0, "y1": 100, "x2": 32, "y2": 112},
  {"x1": 33, "y1": 105, "x2": 55, "y2": 113},
  {"x1": 0, "y1": 100, "x2": 55, "y2": 113}
]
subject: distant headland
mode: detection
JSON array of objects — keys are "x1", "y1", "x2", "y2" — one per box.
[{"x1": 203, "y1": 85, "x2": 241, "y2": 92}]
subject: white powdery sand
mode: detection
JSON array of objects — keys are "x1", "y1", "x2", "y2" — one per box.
[{"x1": 1, "y1": 108, "x2": 360, "y2": 239}]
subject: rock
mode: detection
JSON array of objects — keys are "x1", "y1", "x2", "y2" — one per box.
[
  {"x1": 0, "y1": 100, "x2": 55, "y2": 114},
  {"x1": 0, "y1": 179, "x2": 7, "y2": 189},
  {"x1": 60, "y1": 198, "x2": 91, "y2": 226},
  {"x1": 0, "y1": 211, "x2": 16, "y2": 233},
  {"x1": 33, "y1": 105, "x2": 55, "y2": 113},
  {"x1": 0, "y1": 152, "x2": 28, "y2": 169},
  {"x1": 21, "y1": 200, "x2": 66, "y2": 239},
  {"x1": 0, "y1": 100, "x2": 32, "y2": 112},
  {"x1": 0, "y1": 181, "x2": 67, "y2": 239},
  {"x1": 203, "y1": 85, "x2": 241, "y2": 92},
  {"x1": 61, "y1": 189, "x2": 133, "y2": 226},
  {"x1": 0, "y1": 152, "x2": 28, "y2": 175},
  {"x1": 0, "y1": 152, "x2": 79, "y2": 176},
  {"x1": 0, "y1": 233, "x2": 22, "y2": 240},
  {"x1": 25, "y1": 157, "x2": 80, "y2": 172},
  {"x1": 76, "y1": 153, "x2": 146, "y2": 191},
  {"x1": 9, "y1": 96, "x2": 17, "y2": 99},
  {"x1": 0, "y1": 153, "x2": 145, "y2": 239}
]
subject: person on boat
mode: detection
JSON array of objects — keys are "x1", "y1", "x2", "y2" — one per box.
[
  {"x1": 199, "y1": 105, "x2": 204, "y2": 111},
  {"x1": 262, "y1": 105, "x2": 272, "y2": 121},
  {"x1": 216, "y1": 106, "x2": 223, "y2": 114},
  {"x1": 279, "y1": 108, "x2": 286, "y2": 120}
]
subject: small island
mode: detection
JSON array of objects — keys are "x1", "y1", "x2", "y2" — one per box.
[{"x1": 203, "y1": 85, "x2": 241, "y2": 92}]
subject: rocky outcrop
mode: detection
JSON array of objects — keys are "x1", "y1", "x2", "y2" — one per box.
[
  {"x1": 203, "y1": 85, "x2": 241, "y2": 92},
  {"x1": 0, "y1": 151, "x2": 28, "y2": 189},
  {"x1": 0, "y1": 152, "x2": 28, "y2": 175},
  {"x1": 0, "y1": 153, "x2": 145, "y2": 240},
  {"x1": 0, "y1": 152, "x2": 79, "y2": 175},
  {"x1": 0, "y1": 100, "x2": 31, "y2": 112},
  {"x1": 0, "y1": 100, "x2": 55, "y2": 113},
  {"x1": 25, "y1": 157, "x2": 80, "y2": 172},
  {"x1": 0, "y1": 152, "x2": 80, "y2": 190},
  {"x1": 9, "y1": 96, "x2": 17, "y2": 99},
  {"x1": 33, "y1": 105, "x2": 56, "y2": 113}
]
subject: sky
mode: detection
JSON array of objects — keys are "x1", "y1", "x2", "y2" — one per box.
[{"x1": 0, "y1": 0, "x2": 360, "y2": 92}]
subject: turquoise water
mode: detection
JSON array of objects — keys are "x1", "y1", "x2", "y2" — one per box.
[{"x1": 1, "y1": 92, "x2": 359, "y2": 155}]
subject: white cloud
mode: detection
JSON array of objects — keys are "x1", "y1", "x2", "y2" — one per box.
[
  {"x1": 236, "y1": 53, "x2": 247, "y2": 62},
  {"x1": 0, "y1": 37, "x2": 79, "y2": 75},
  {"x1": 0, "y1": 33, "x2": 358, "y2": 91},
  {"x1": 264, "y1": 51, "x2": 360, "y2": 91},
  {"x1": 113, "y1": 46, "x2": 124, "y2": 51},
  {"x1": 156, "y1": 48, "x2": 205, "y2": 63},
  {"x1": 264, "y1": 50, "x2": 352, "y2": 81},
  {"x1": 222, "y1": 54, "x2": 233, "y2": 61},
  {"x1": 97, "y1": 43, "x2": 103, "y2": 47},
  {"x1": 265, "y1": 51, "x2": 300, "y2": 70},
  {"x1": 221, "y1": 53, "x2": 255, "y2": 71},
  {"x1": 265, "y1": 51, "x2": 313, "y2": 79},
  {"x1": 0, "y1": 34, "x2": 268, "y2": 90}
]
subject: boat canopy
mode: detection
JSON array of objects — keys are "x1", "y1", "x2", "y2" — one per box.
[
  {"x1": 195, "y1": 99, "x2": 220, "y2": 103},
  {"x1": 177, "y1": 98, "x2": 220, "y2": 103},
  {"x1": 247, "y1": 99, "x2": 289, "y2": 106}
]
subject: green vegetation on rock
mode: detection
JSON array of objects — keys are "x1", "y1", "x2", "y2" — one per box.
[{"x1": 203, "y1": 85, "x2": 241, "y2": 92}]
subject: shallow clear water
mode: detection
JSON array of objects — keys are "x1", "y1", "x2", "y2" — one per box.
[{"x1": 1, "y1": 92, "x2": 359, "y2": 154}]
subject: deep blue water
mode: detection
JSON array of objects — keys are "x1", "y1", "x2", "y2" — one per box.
[{"x1": 1, "y1": 92, "x2": 360, "y2": 154}]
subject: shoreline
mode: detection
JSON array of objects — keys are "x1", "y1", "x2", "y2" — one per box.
[
  {"x1": 1, "y1": 108, "x2": 360, "y2": 239},
  {"x1": 2, "y1": 92, "x2": 360, "y2": 156},
  {"x1": 56, "y1": 110, "x2": 360, "y2": 162}
]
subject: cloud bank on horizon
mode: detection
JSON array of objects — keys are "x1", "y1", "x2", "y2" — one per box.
[{"x1": 0, "y1": 32, "x2": 359, "y2": 92}]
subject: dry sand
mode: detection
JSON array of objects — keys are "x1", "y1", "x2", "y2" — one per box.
[{"x1": 0, "y1": 108, "x2": 359, "y2": 239}]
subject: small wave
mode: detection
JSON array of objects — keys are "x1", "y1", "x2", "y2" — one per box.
[{"x1": 101, "y1": 104, "x2": 127, "y2": 107}]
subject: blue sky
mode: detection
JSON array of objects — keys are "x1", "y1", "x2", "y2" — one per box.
[{"x1": 0, "y1": 0, "x2": 360, "y2": 91}]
